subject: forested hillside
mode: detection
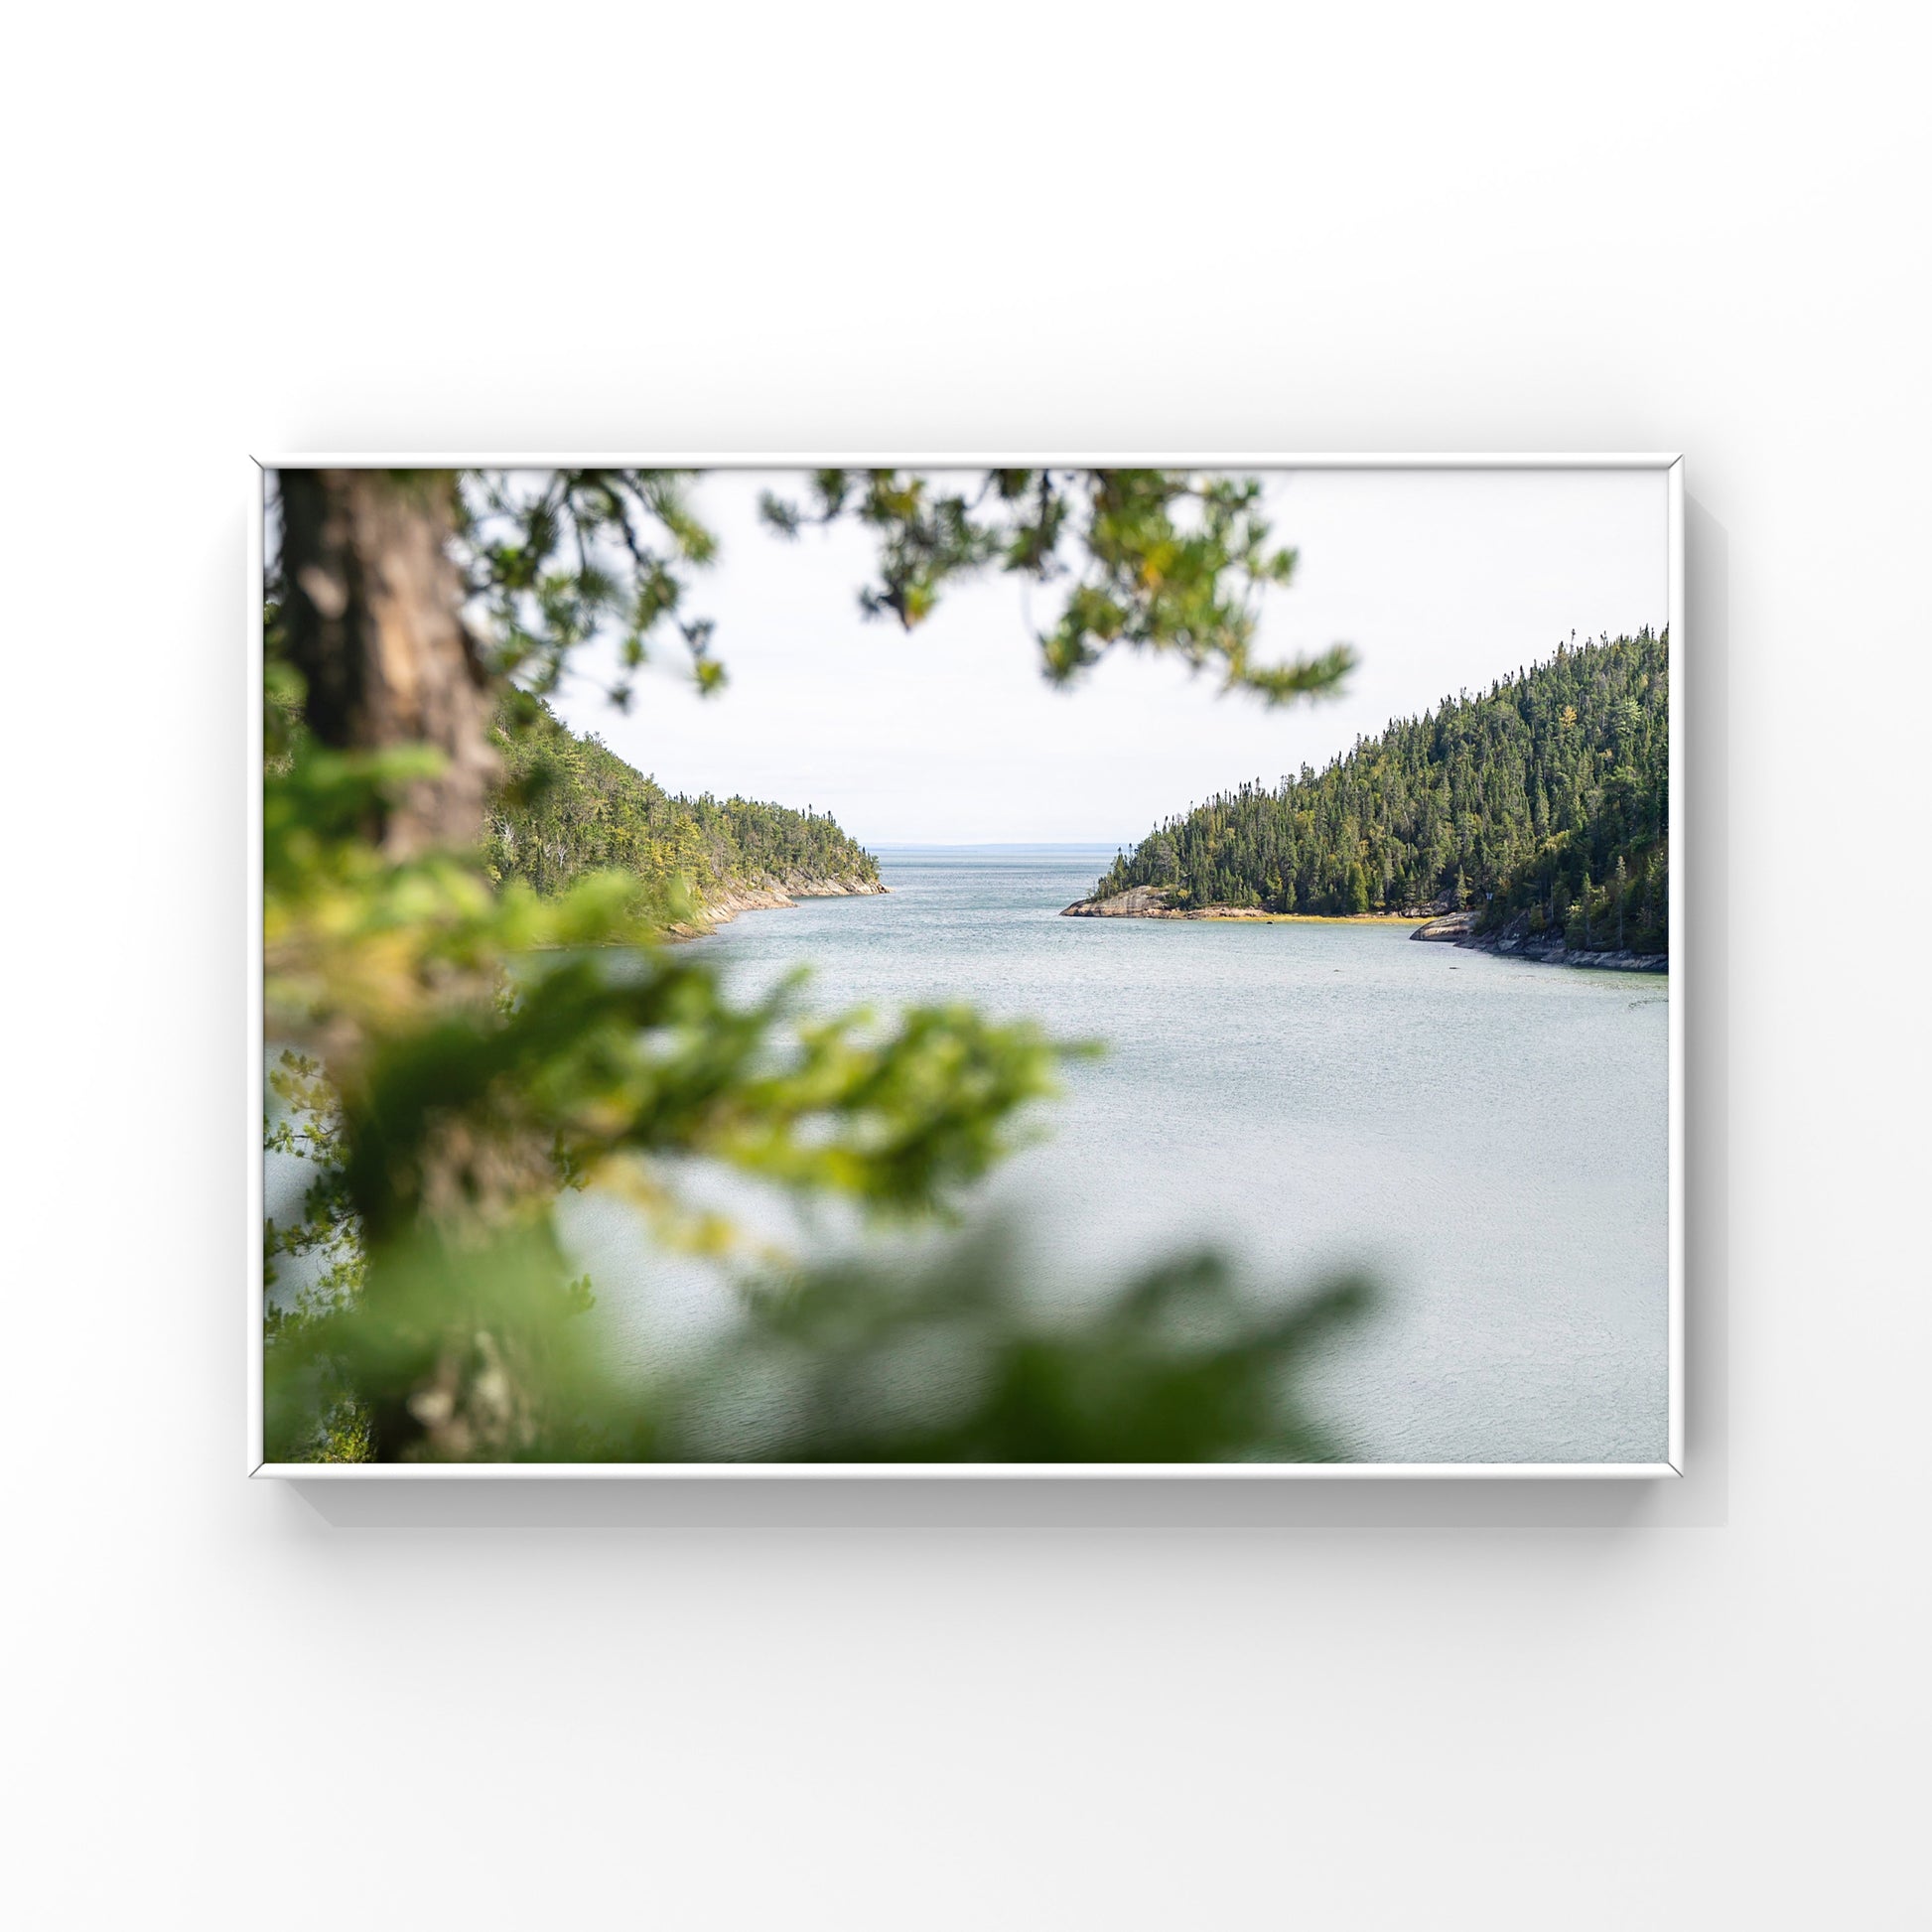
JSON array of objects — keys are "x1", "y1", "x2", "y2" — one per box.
[
  {"x1": 483, "y1": 698, "x2": 881, "y2": 915},
  {"x1": 1092, "y1": 630, "x2": 1669, "y2": 954}
]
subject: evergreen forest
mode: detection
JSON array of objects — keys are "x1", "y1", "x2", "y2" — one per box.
[
  {"x1": 482, "y1": 697, "x2": 881, "y2": 916},
  {"x1": 1092, "y1": 629, "x2": 1669, "y2": 955}
]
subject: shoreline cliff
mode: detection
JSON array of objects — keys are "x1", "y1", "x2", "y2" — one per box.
[
  {"x1": 1061, "y1": 887, "x2": 1666, "y2": 971},
  {"x1": 1060, "y1": 885, "x2": 1425, "y2": 925},
  {"x1": 674, "y1": 873, "x2": 888, "y2": 938},
  {"x1": 1410, "y1": 908, "x2": 1666, "y2": 974}
]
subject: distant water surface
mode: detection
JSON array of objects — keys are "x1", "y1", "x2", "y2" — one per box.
[{"x1": 586, "y1": 845, "x2": 1670, "y2": 1463}]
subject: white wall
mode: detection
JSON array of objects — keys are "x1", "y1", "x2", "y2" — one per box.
[{"x1": 5, "y1": 3, "x2": 1926, "y2": 1925}]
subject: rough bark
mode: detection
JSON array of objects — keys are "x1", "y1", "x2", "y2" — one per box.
[{"x1": 278, "y1": 468, "x2": 497, "y2": 855}]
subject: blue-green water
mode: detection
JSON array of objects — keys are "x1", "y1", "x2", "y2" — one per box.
[{"x1": 654, "y1": 845, "x2": 1669, "y2": 1463}]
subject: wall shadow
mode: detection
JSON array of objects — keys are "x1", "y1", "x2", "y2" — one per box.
[
  {"x1": 292, "y1": 1472, "x2": 1680, "y2": 1531},
  {"x1": 285, "y1": 498, "x2": 1729, "y2": 1535},
  {"x1": 1676, "y1": 493, "x2": 1731, "y2": 1526}
]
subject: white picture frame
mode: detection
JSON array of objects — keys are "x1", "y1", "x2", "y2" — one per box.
[{"x1": 249, "y1": 453, "x2": 1685, "y2": 1480}]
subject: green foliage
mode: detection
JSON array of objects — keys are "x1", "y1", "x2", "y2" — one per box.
[
  {"x1": 456, "y1": 471, "x2": 724, "y2": 709},
  {"x1": 759, "y1": 468, "x2": 1354, "y2": 704},
  {"x1": 481, "y1": 695, "x2": 879, "y2": 919},
  {"x1": 263, "y1": 730, "x2": 1065, "y2": 1460},
  {"x1": 263, "y1": 466, "x2": 1372, "y2": 1464},
  {"x1": 392, "y1": 465, "x2": 1344, "y2": 715},
  {"x1": 1094, "y1": 630, "x2": 1669, "y2": 954},
  {"x1": 641, "y1": 1234, "x2": 1370, "y2": 1463},
  {"x1": 263, "y1": 1050, "x2": 361, "y2": 1307},
  {"x1": 270, "y1": 1211, "x2": 1366, "y2": 1465}
]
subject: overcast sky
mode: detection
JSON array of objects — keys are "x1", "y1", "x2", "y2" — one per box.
[{"x1": 550, "y1": 468, "x2": 1669, "y2": 847}]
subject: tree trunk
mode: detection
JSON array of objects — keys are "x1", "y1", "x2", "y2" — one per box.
[{"x1": 278, "y1": 469, "x2": 497, "y2": 855}]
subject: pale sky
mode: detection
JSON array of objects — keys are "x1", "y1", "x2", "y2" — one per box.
[{"x1": 551, "y1": 468, "x2": 1669, "y2": 847}]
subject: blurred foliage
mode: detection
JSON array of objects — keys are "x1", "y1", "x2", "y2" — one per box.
[
  {"x1": 263, "y1": 467, "x2": 1369, "y2": 1464},
  {"x1": 457, "y1": 470, "x2": 724, "y2": 711},
  {"x1": 696, "y1": 1236, "x2": 1370, "y2": 1463},
  {"x1": 760, "y1": 468, "x2": 1356, "y2": 705},
  {"x1": 355, "y1": 466, "x2": 1353, "y2": 714},
  {"x1": 271, "y1": 1210, "x2": 1368, "y2": 1463},
  {"x1": 264, "y1": 733, "x2": 1062, "y2": 1460}
]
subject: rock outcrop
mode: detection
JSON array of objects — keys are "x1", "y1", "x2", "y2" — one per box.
[
  {"x1": 1061, "y1": 885, "x2": 1178, "y2": 917},
  {"x1": 1412, "y1": 910, "x2": 1481, "y2": 942},
  {"x1": 1413, "y1": 906, "x2": 1665, "y2": 973},
  {"x1": 1063, "y1": 890, "x2": 1667, "y2": 969},
  {"x1": 674, "y1": 874, "x2": 887, "y2": 937},
  {"x1": 1063, "y1": 888, "x2": 1419, "y2": 923}
]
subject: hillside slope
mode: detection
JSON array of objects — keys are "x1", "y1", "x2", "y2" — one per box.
[
  {"x1": 482, "y1": 700, "x2": 882, "y2": 924},
  {"x1": 1086, "y1": 630, "x2": 1668, "y2": 955}
]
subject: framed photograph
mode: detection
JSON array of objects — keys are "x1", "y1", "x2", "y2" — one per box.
[{"x1": 252, "y1": 455, "x2": 1683, "y2": 1477}]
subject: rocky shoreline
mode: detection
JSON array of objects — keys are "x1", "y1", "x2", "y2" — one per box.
[
  {"x1": 1060, "y1": 885, "x2": 1426, "y2": 924},
  {"x1": 1061, "y1": 886, "x2": 1667, "y2": 972},
  {"x1": 1412, "y1": 908, "x2": 1666, "y2": 974},
  {"x1": 672, "y1": 874, "x2": 887, "y2": 939},
  {"x1": 1061, "y1": 885, "x2": 1190, "y2": 918}
]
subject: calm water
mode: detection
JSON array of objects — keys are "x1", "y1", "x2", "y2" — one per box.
[{"x1": 635, "y1": 845, "x2": 1670, "y2": 1463}]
